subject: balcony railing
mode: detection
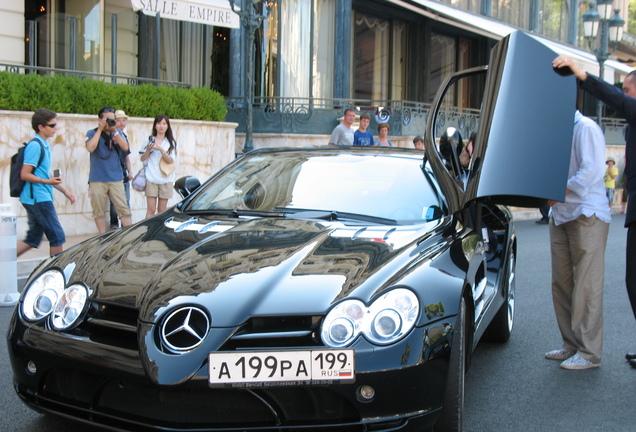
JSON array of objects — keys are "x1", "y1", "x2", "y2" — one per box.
[
  {"x1": 0, "y1": 63, "x2": 190, "y2": 88},
  {"x1": 225, "y1": 96, "x2": 482, "y2": 139},
  {"x1": 225, "y1": 96, "x2": 628, "y2": 147}
]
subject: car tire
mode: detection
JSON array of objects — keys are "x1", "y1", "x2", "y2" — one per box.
[
  {"x1": 485, "y1": 249, "x2": 515, "y2": 343},
  {"x1": 432, "y1": 296, "x2": 467, "y2": 432}
]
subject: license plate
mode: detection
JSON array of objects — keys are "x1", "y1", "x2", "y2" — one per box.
[{"x1": 208, "y1": 349, "x2": 355, "y2": 388}]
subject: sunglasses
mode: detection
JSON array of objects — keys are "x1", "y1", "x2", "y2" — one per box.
[{"x1": 44, "y1": 123, "x2": 57, "y2": 128}]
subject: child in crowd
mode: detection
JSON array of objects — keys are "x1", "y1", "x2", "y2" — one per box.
[{"x1": 353, "y1": 113, "x2": 373, "y2": 146}]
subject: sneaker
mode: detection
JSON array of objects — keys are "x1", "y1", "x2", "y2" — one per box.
[
  {"x1": 545, "y1": 349, "x2": 574, "y2": 360},
  {"x1": 560, "y1": 354, "x2": 600, "y2": 370}
]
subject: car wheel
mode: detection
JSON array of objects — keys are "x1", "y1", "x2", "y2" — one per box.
[
  {"x1": 485, "y1": 249, "x2": 516, "y2": 343},
  {"x1": 432, "y1": 296, "x2": 466, "y2": 432}
]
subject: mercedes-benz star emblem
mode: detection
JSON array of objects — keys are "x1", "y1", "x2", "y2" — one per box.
[{"x1": 160, "y1": 306, "x2": 210, "y2": 352}]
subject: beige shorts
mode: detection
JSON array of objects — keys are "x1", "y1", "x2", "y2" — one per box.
[
  {"x1": 146, "y1": 181, "x2": 174, "y2": 199},
  {"x1": 89, "y1": 182, "x2": 132, "y2": 219}
]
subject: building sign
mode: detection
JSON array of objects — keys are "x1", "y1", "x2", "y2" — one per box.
[{"x1": 131, "y1": 0, "x2": 240, "y2": 29}]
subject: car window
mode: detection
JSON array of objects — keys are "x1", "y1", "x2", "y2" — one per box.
[
  {"x1": 432, "y1": 71, "x2": 485, "y2": 190},
  {"x1": 188, "y1": 153, "x2": 444, "y2": 223}
]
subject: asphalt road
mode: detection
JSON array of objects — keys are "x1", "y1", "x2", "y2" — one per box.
[
  {"x1": 464, "y1": 215, "x2": 635, "y2": 432},
  {"x1": 1, "y1": 216, "x2": 634, "y2": 431}
]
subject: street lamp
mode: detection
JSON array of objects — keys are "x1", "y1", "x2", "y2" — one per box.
[
  {"x1": 228, "y1": 0, "x2": 275, "y2": 154},
  {"x1": 582, "y1": 1, "x2": 625, "y2": 124}
]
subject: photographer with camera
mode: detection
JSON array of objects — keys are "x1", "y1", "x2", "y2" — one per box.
[{"x1": 85, "y1": 107, "x2": 133, "y2": 233}]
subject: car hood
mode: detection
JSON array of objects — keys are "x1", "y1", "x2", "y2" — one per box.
[{"x1": 51, "y1": 209, "x2": 435, "y2": 325}]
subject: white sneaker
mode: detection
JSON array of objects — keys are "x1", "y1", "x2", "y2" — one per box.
[
  {"x1": 560, "y1": 354, "x2": 600, "y2": 370},
  {"x1": 545, "y1": 349, "x2": 574, "y2": 361}
]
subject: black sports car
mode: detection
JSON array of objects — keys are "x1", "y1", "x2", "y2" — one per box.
[{"x1": 7, "y1": 32, "x2": 575, "y2": 432}]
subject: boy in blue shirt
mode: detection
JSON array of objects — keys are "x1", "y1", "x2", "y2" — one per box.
[
  {"x1": 353, "y1": 113, "x2": 373, "y2": 146},
  {"x1": 17, "y1": 108, "x2": 75, "y2": 257}
]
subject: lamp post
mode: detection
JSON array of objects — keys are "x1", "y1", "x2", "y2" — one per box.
[
  {"x1": 582, "y1": 0, "x2": 625, "y2": 125},
  {"x1": 228, "y1": 0, "x2": 274, "y2": 154}
]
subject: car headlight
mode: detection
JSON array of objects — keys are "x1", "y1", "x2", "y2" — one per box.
[
  {"x1": 50, "y1": 284, "x2": 89, "y2": 330},
  {"x1": 321, "y1": 288, "x2": 419, "y2": 347},
  {"x1": 22, "y1": 270, "x2": 65, "y2": 321}
]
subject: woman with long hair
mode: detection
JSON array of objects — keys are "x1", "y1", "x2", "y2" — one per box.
[{"x1": 140, "y1": 114, "x2": 177, "y2": 217}]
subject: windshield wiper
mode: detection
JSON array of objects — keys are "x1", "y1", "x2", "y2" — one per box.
[
  {"x1": 276, "y1": 208, "x2": 397, "y2": 225},
  {"x1": 184, "y1": 208, "x2": 285, "y2": 218}
]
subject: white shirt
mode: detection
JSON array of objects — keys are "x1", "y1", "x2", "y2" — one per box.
[
  {"x1": 329, "y1": 124, "x2": 354, "y2": 146},
  {"x1": 141, "y1": 137, "x2": 176, "y2": 184},
  {"x1": 551, "y1": 111, "x2": 611, "y2": 225}
]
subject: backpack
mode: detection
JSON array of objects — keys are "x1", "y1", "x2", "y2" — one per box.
[{"x1": 9, "y1": 139, "x2": 45, "y2": 198}]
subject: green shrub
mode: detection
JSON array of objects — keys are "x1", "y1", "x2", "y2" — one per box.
[{"x1": 0, "y1": 71, "x2": 227, "y2": 121}]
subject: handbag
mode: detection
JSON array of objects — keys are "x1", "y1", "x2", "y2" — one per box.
[{"x1": 131, "y1": 166, "x2": 147, "y2": 192}]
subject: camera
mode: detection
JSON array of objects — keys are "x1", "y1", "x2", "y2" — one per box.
[{"x1": 106, "y1": 118, "x2": 116, "y2": 127}]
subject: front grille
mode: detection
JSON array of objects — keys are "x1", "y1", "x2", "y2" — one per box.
[
  {"x1": 99, "y1": 381, "x2": 275, "y2": 426},
  {"x1": 40, "y1": 368, "x2": 359, "y2": 430},
  {"x1": 42, "y1": 368, "x2": 104, "y2": 407},
  {"x1": 80, "y1": 302, "x2": 139, "y2": 350},
  {"x1": 222, "y1": 315, "x2": 325, "y2": 350}
]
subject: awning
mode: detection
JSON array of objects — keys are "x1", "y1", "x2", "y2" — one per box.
[
  {"x1": 131, "y1": 0, "x2": 240, "y2": 28},
  {"x1": 389, "y1": 0, "x2": 633, "y2": 80}
]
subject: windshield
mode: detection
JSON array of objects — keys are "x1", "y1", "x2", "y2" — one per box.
[{"x1": 186, "y1": 151, "x2": 443, "y2": 223}]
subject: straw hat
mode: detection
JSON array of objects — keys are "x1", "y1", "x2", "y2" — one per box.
[{"x1": 160, "y1": 158, "x2": 176, "y2": 177}]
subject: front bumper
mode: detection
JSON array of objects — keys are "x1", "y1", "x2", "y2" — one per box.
[{"x1": 8, "y1": 311, "x2": 454, "y2": 432}]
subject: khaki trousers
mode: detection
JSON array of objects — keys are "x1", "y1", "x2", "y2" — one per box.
[
  {"x1": 89, "y1": 181, "x2": 132, "y2": 219},
  {"x1": 549, "y1": 214, "x2": 609, "y2": 363}
]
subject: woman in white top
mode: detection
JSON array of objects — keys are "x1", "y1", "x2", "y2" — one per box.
[{"x1": 140, "y1": 114, "x2": 177, "y2": 218}]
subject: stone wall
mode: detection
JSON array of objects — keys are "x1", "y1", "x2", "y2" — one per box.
[{"x1": 0, "y1": 111, "x2": 237, "y2": 236}]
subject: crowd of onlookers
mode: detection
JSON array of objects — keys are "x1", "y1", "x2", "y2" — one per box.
[
  {"x1": 327, "y1": 107, "x2": 425, "y2": 150},
  {"x1": 16, "y1": 107, "x2": 178, "y2": 258}
]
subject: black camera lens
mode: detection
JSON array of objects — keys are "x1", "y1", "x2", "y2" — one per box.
[{"x1": 106, "y1": 118, "x2": 116, "y2": 127}]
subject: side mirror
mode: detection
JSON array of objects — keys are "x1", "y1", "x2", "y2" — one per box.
[
  {"x1": 425, "y1": 205, "x2": 443, "y2": 221},
  {"x1": 174, "y1": 176, "x2": 201, "y2": 199},
  {"x1": 439, "y1": 127, "x2": 463, "y2": 176}
]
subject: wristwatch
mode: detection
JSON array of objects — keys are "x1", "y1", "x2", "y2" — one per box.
[{"x1": 113, "y1": 131, "x2": 119, "y2": 137}]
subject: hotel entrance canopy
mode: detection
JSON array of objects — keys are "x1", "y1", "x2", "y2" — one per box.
[{"x1": 389, "y1": 0, "x2": 632, "y2": 80}]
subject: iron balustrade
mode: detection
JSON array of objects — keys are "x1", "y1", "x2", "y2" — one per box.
[
  {"x1": 225, "y1": 96, "x2": 481, "y2": 138},
  {"x1": 0, "y1": 63, "x2": 191, "y2": 88}
]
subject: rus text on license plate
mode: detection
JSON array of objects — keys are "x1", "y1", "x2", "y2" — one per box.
[{"x1": 209, "y1": 349, "x2": 355, "y2": 388}]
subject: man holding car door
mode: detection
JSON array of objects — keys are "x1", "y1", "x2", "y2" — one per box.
[{"x1": 552, "y1": 55, "x2": 636, "y2": 368}]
